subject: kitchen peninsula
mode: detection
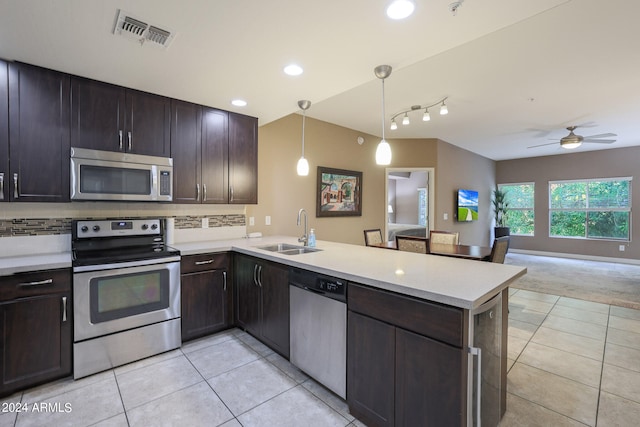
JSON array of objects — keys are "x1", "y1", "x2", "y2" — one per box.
[{"x1": 179, "y1": 235, "x2": 526, "y2": 427}]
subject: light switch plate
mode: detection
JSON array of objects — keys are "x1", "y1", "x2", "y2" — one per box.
[
  {"x1": 249, "y1": 216, "x2": 255, "y2": 226},
  {"x1": 265, "y1": 216, "x2": 271, "y2": 226}
]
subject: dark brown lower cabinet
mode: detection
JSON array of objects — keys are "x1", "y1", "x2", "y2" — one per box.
[
  {"x1": 234, "y1": 254, "x2": 289, "y2": 357},
  {"x1": 347, "y1": 283, "x2": 467, "y2": 427},
  {"x1": 347, "y1": 311, "x2": 395, "y2": 427},
  {"x1": 0, "y1": 269, "x2": 72, "y2": 397},
  {"x1": 395, "y1": 328, "x2": 465, "y2": 426},
  {"x1": 180, "y1": 253, "x2": 232, "y2": 341}
]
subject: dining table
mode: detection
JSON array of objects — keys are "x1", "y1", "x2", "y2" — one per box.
[
  {"x1": 429, "y1": 242, "x2": 492, "y2": 261},
  {"x1": 370, "y1": 240, "x2": 492, "y2": 261}
]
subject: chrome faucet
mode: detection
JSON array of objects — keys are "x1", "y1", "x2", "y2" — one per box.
[{"x1": 297, "y1": 208, "x2": 308, "y2": 246}]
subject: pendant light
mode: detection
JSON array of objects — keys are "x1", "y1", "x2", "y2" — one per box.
[
  {"x1": 374, "y1": 65, "x2": 392, "y2": 165},
  {"x1": 296, "y1": 100, "x2": 311, "y2": 176}
]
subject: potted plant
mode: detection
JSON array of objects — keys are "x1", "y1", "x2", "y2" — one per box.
[{"x1": 492, "y1": 187, "x2": 510, "y2": 238}]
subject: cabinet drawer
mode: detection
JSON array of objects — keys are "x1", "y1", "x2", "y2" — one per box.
[
  {"x1": 181, "y1": 252, "x2": 229, "y2": 274},
  {"x1": 348, "y1": 283, "x2": 466, "y2": 348},
  {"x1": 0, "y1": 269, "x2": 71, "y2": 301}
]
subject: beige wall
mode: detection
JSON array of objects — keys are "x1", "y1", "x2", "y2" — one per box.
[
  {"x1": 496, "y1": 146, "x2": 639, "y2": 260},
  {"x1": 248, "y1": 114, "x2": 497, "y2": 247},
  {"x1": 436, "y1": 141, "x2": 496, "y2": 246}
]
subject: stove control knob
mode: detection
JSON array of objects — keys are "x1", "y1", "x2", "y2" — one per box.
[
  {"x1": 141, "y1": 224, "x2": 149, "y2": 230},
  {"x1": 92, "y1": 225, "x2": 100, "y2": 232},
  {"x1": 151, "y1": 223, "x2": 158, "y2": 230},
  {"x1": 80, "y1": 225, "x2": 89, "y2": 233}
]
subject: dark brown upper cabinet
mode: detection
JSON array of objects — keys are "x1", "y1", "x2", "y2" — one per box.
[
  {"x1": 8, "y1": 62, "x2": 70, "y2": 202},
  {"x1": 71, "y1": 77, "x2": 170, "y2": 157},
  {"x1": 228, "y1": 113, "x2": 258, "y2": 204},
  {"x1": 172, "y1": 103, "x2": 257, "y2": 205},
  {"x1": 171, "y1": 101, "x2": 230, "y2": 204},
  {"x1": 0, "y1": 60, "x2": 8, "y2": 202}
]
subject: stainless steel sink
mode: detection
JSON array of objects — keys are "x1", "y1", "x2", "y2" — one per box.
[{"x1": 256, "y1": 243, "x2": 321, "y2": 255}]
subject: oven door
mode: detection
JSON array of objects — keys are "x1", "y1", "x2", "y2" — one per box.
[{"x1": 73, "y1": 258, "x2": 180, "y2": 342}]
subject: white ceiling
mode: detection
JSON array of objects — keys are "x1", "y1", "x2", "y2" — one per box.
[{"x1": 1, "y1": 0, "x2": 639, "y2": 161}]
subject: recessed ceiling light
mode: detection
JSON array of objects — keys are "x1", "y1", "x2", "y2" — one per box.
[
  {"x1": 284, "y1": 64, "x2": 303, "y2": 76},
  {"x1": 231, "y1": 99, "x2": 247, "y2": 107},
  {"x1": 386, "y1": 0, "x2": 415, "y2": 20}
]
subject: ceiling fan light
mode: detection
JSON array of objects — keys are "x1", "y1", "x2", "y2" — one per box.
[
  {"x1": 376, "y1": 139, "x2": 392, "y2": 165},
  {"x1": 296, "y1": 156, "x2": 309, "y2": 175},
  {"x1": 561, "y1": 141, "x2": 582, "y2": 149},
  {"x1": 402, "y1": 113, "x2": 410, "y2": 125},
  {"x1": 423, "y1": 109, "x2": 430, "y2": 121},
  {"x1": 440, "y1": 101, "x2": 448, "y2": 115},
  {"x1": 390, "y1": 119, "x2": 398, "y2": 130}
]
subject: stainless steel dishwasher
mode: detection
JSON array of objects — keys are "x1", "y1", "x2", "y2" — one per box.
[{"x1": 290, "y1": 268, "x2": 347, "y2": 399}]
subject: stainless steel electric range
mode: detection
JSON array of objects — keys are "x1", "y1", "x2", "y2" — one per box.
[{"x1": 71, "y1": 218, "x2": 181, "y2": 379}]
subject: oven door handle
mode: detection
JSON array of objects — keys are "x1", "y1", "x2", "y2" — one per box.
[{"x1": 73, "y1": 255, "x2": 181, "y2": 273}]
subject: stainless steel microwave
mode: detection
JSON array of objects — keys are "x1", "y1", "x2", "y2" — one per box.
[{"x1": 70, "y1": 147, "x2": 173, "y2": 202}]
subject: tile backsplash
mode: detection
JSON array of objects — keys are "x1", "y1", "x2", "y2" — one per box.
[{"x1": 0, "y1": 215, "x2": 246, "y2": 238}]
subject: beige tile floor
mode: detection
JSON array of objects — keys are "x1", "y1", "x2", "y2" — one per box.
[
  {"x1": 502, "y1": 288, "x2": 640, "y2": 427},
  {"x1": 1, "y1": 289, "x2": 639, "y2": 426}
]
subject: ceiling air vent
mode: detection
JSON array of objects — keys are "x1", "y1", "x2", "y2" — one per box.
[{"x1": 113, "y1": 10, "x2": 175, "y2": 49}]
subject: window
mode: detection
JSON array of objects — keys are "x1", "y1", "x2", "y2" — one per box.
[
  {"x1": 499, "y1": 183, "x2": 535, "y2": 236},
  {"x1": 417, "y1": 188, "x2": 427, "y2": 226},
  {"x1": 549, "y1": 178, "x2": 631, "y2": 240}
]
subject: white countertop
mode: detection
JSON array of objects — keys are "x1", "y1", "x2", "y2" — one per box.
[
  {"x1": 175, "y1": 235, "x2": 527, "y2": 310},
  {"x1": 0, "y1": 252, "x2": 73, "y2": 276},
  {"x1": 0, "y1": 235, "x2": 526, "y2": 310}
]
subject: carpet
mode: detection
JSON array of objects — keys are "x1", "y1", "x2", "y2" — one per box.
[{"x1": 505, "y1": 252, "x2": 640, "y2": 310}]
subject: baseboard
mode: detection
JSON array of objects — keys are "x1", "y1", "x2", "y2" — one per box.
[{"x1": 509, "y1": 249, "x2": 640, "y2": 266}]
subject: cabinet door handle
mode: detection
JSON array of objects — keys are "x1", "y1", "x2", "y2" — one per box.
[
  {"x1": 119, "y1": 130, "x2": 123, "y2": 150},
  {"x1": 127, "y1": 131, "x2": 132, "y2": 151},
  {"x1": 13, "y1": 173, "x2": 18, "y2": 199},
  {"x1": 0, "y1": 173, "x2": 4, "y2": 200},
  {"x1": 223, "y1": 271, "x2": 227, "y2": 291},
  {"x1": 196, "y1": 184, "x2": 200, "y2": 201},
  {"x1": 194, "y1": 259, "x2": 214, "y2": 265},
  {"x1": 253, "y1": 264, "x2": 258, "y2": 287},
  {"x1": 257, "y1": 265, "x2": 263, "y2": 288},
  {"x1": 18, "y1": 278, "x2": 53, "y2": 287},
  {"x1": 230, "y1": 186, "x2": 234, "y2": 202},
  {"x1": 62, "y1": 296, "x2": 68, "y2": 322},
  {"x1": 203, "y1": 184, "x2": 207, "y2": 202}
]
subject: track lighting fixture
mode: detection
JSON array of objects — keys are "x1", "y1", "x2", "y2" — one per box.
[{"x1": 389, "y1": 97, "x2": 449, "y2": 130}]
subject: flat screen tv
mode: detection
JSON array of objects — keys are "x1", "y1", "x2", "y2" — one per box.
[{"x1": 457, "y1": 189, "x2": 479, "y2": 221}]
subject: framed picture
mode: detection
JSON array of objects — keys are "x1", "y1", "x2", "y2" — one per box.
[{"x1": 316, "y1": 167, "x2": 362, "y2": 217}]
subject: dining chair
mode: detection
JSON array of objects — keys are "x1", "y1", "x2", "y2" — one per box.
[
  {"x1": 488, "y1": 236, "x2": 510, "y2": 263},
  {"x1": 363, "y1": 229, "x2": 383, "y2": 246},
  {"x1": 429, "y1": 230, "x2": 459, "y2": 245},
  {"x1": 396, "y1": 235, "x2": 429, "y2": 254}
]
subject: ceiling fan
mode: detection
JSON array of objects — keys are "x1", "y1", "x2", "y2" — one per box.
[{"x1": 528, "y1": 126, "x2": 617, "y2": 150}]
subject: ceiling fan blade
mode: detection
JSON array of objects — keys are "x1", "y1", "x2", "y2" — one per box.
[
  {"x1": 582, "y1": 133, "x2": 617, "y2": 139},
  {"x1": 581, "y1": 139, "x2": 616, "y2": 144},
  {"x1": 528, "y1": 141, "x2": 558, "y2": 148}
]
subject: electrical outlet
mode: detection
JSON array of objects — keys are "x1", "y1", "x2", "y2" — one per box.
[
  {"x1": 202, "y1": 217, "x2": 209, "y2": 228},
  {"x1": 265, "y1": 216, "x2": 271, "y2": 226},
  {"x1": 619, "y1": 245, "x2": 626, "y2": 252},
  {"x1": 443, "y1": 213, "x2": 448, "y2": 220},
  {"x1": 249, "y1": 216, "x2": 255, "y2": 226}
]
